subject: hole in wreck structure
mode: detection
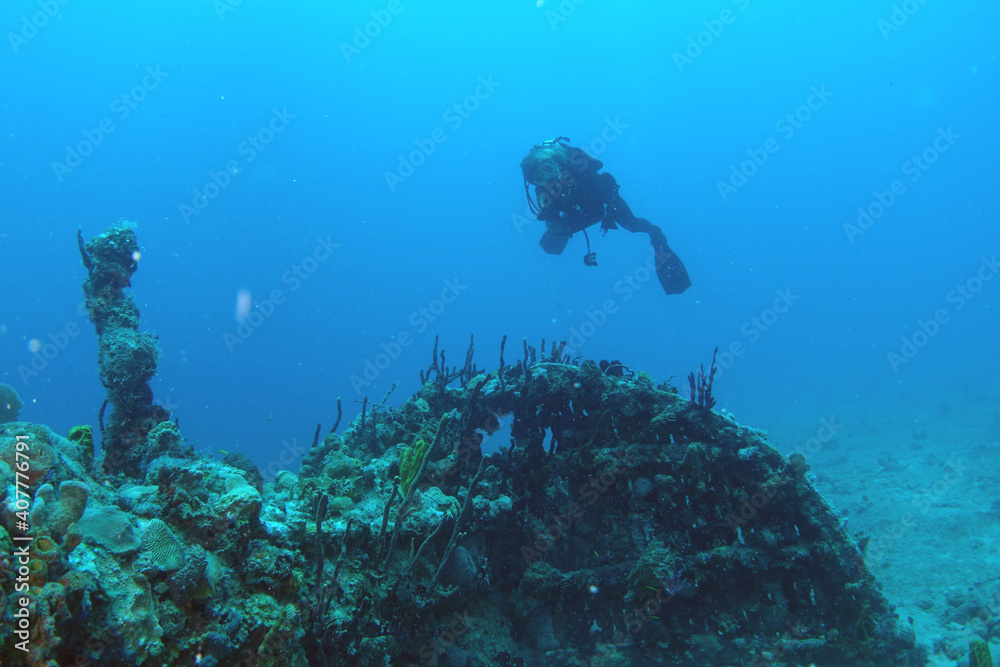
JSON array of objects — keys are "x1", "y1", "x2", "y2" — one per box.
[{"x1": 481, "y1": 413, "x2": 514, "y2": 456}]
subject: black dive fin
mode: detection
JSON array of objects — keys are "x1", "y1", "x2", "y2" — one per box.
[
  {"x1": 539, "y1": 230, "x2": 572, "y2": 255},
  {"x1": 653, "y1": 237, "x2": 692, "y2": 295}
]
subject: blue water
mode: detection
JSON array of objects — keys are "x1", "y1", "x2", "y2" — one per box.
[{"x1": 2, "y1": 0, "x2": 997, "y2": 471}]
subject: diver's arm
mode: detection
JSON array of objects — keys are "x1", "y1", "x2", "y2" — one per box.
[
  {"x1": 535, "y1": 184, "x2": 581, "y2": 232},
  {"x1": 536, "y1": 203, "x2": 561, "y2": 222}
]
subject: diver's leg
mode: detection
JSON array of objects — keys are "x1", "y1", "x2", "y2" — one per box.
[
  {"x1": 605, "y1": 191, "x2": 648, "y2": 231},
  {"x1": 610, "y1": 194, "x2": 692, "y2": 295}
]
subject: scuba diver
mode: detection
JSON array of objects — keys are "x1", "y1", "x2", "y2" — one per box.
[{"x1": 520, "y1": 137, "x2": 692, "y2": 295}]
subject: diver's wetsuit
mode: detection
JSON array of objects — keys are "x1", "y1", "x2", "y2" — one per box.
[{"x1": 533, "y1": 147, "x2": 692, "y2": 295}]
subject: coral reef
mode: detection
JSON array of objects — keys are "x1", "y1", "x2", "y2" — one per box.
[
  {"x1": 30, "y1": 480, "x2": 89, "y2": 542},
  {"x1": 0, "y1": 383, "x2": 24, "y2": 423},
  {"x1": 0, "y1": 336, "x2": 927, "y2": 666},
  {"x1": 399, "y1": 437, "x2": 430, "y2": 494},
  {"x1": 141, "y1": 518, "x2": 186, "y2": 572},
  {"x1": 76, "y1": 505, "x2": 143, "y2": 553},
  {"x1": 78, "y1": 222, "x2": 171, "y2": 477},
  {"x1": 67, "y1": 424, "x2": 95, "y2": 466}
]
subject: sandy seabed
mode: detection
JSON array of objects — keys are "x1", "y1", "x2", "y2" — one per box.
[{"x1": 746, "y1": 382, "x2": 1000, "y2": 666}]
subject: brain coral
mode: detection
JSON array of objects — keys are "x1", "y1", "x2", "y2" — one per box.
[
  {"x1": 142, "y1": 518, "x2": 185, "y2": 572},
  {"x1": 77, "y1": 506, "x2": 141, "y2": 553}
]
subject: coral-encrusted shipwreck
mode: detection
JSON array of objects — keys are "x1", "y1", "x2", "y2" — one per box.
[{"x1": 0, "y1": 339, "x2": 925, "y2": 666}]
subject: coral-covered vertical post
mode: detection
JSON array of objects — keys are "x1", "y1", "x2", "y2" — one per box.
[{"x1": 78, "y1": 221, "x2": 169, "y2": 476}]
